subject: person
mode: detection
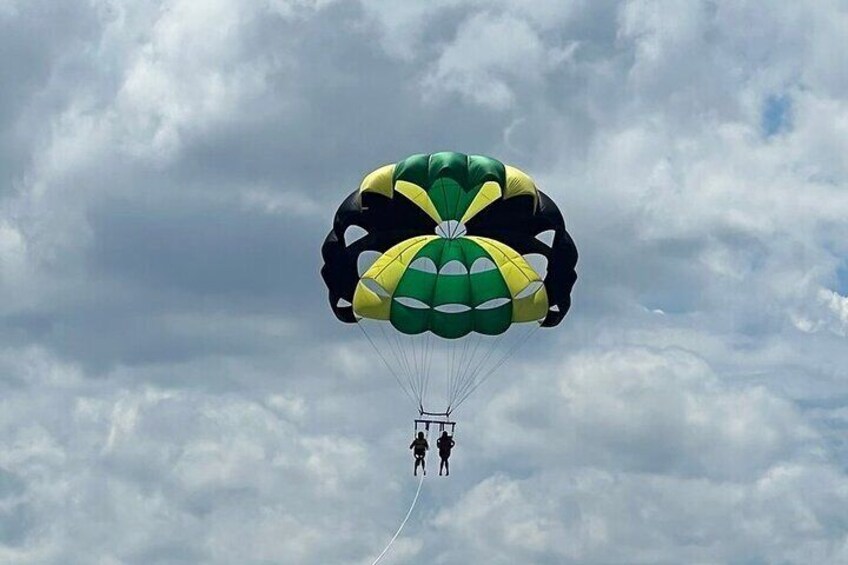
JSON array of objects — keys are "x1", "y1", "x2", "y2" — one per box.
[
  {"x1": 409, "y1": 431, "x2": 429, "y2": 476},
  {"x1": 436, "y1": 431, "x2": 455, "y2": 476}
]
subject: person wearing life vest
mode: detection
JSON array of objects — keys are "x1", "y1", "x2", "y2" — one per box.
[
  {"x1": 436, "y1": 431, "x2": 455, "y2": 476},
  {"x1": 409, "y1": 431, "x2": 429, "y2": 476}
]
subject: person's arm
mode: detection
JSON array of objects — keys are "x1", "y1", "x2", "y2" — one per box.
[
  {"x1": 410, "y1": 441, "x2": 415, "y2": 449},
  {"x1": 424, "y1": 440, "x2": 429, "y2": 450},
  {"x1": 451, "y1": 439, "x2": 455, "y2": 448}
]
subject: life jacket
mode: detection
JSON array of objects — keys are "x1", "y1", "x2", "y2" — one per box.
[{"x1": 411, "y1": 439, "x2": 428, "y2": 455}]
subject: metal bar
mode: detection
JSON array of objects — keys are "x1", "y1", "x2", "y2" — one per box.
[
  {"x1": 414, "y1": 418, "x2": 457, "y2": 428},
  {"x1": 419, "y1": 410, "x2": 451, "y2": 417}
]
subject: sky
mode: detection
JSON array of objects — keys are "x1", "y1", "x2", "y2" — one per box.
[{"x1": 1, "y1": 0, "x2": 848, "y2": 563}]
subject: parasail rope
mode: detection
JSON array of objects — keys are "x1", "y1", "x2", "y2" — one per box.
[
  {"x1": 357, "y1": 323, "x2": 418, "y2": 408},
  {"x1": 370, "y1": 473, "x2": 425, "y2": 565},
  {"x1": 422, "y1": 333, "x2": 434, "y2": 407},
  {"x1": 382, "y1": 326, "x2": 414, "y2": 396},
  {"x1": 454, "y1": 325, "x2": 535, "y2": 408},
  {"x1": 449, "y1": 332, "x2": 506, "y2": 410},
  {"x1": 452, "y1": 322, "x2": 541, "y2": 410},
  {"x1": 450, "y1": 331, "x2": 484, "y2": 407},
  {"x1": 385, "y1": 325, "x2": 423, "y2": 407}
]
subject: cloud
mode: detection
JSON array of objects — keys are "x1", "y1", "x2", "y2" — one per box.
[
  {"x1": 428, "y1": 345, "x2": 845, "y2": 564},
  {"x1": 1, "y1": 0, "x2": 847, "y2": 563},
  {"x1": 476, "y1": 347, "x2": 815, "y2": 478},
  {"x1": 432, "y1": 462, "x2": 848, "y2": 564},
  {"x1": 421, "y1": 12, "x2": 564, "y2": 110},
  {"x1": 0, "y1": 347, "x2": 396, "y2": 564}
]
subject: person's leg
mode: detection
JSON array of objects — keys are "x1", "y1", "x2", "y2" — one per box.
[
  {"x1": 414, "y1": 457, "x2": 420, "y2": 476},
  {"x1": 445, "y1": 457, "x2": 449, "y2": 476}
]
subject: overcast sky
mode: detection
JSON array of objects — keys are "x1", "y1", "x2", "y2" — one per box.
[{"x1": 2, "y1": 1, "x2": 848, "y2": 563}]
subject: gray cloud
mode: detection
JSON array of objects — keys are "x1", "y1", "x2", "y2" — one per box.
[{"x1": 1, "y1": 0, "x2": 847, "y2": 563}]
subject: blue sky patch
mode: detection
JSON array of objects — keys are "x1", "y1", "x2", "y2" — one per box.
[
  {"x1": 762, "y1": 94, "x2": 792, "y2": 137},
  {"x1": 836, "y1": 261, "x2": 848, "y2": 295}
]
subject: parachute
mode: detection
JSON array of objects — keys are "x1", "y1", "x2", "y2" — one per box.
[{"x1": 321, "y1": 152, "x2": 577, "y2": 424}]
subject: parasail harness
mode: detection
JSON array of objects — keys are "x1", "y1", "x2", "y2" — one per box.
[{"x1": 414, "y1": 407, "x2": 456, "y2": 436}]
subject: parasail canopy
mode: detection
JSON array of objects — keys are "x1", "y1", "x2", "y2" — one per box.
[{"x1": 321, "y1": 152, "x2": 577, "y2": 414}]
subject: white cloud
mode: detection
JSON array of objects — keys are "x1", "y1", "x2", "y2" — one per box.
[
  {"x1": 427, "y1": 345, "x2": 845, "y2": 563},
  {"x1": 474, "y1": 347, "x2": 816, "y2": 479},
  {"x1": 110, "y1": 0, "x2": 272, "y2": 160},
  {"x1": 0, "y1": 348, "x2": 387, "y2": 563},
  {"x1": 0, "y1": 221, "x2": 26, "y2": 285},
  {"x1": 240, "y1": 186, "x2": 325, "y2": 217},
  {"x1": 432, "y1": 461, "x2": 848, "y2": 564},
  {"x1": 1, "y1": 0, "x2": 848, "y2": 563},
  {"x1": 422, "y1": 12, "x2": 573, "y2": 110},
  {"x1": 794, "y1": 288, "x2": 848, "y2": 337}
]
